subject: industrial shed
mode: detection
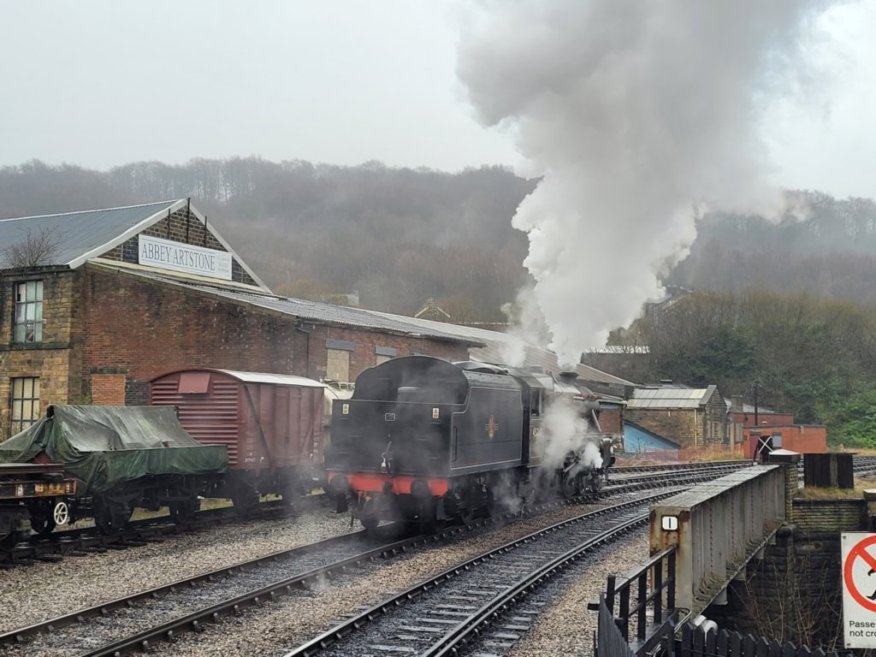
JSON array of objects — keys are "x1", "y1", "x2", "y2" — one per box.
[
  {"x1": 624, "y1": 384, "x2": 727, "y2": 449},
  {"x1": 0, "y1": 200, "x2": 478, "y2": 439}
]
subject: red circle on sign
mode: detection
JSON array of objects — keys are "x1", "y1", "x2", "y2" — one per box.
[{"x1": 844, "y1": 535, "x2": 876, "y2": 612}]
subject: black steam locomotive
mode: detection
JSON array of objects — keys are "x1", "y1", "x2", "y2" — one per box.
[{"x1": 325, "y1": 356, "x2": 615, "y2": 531}]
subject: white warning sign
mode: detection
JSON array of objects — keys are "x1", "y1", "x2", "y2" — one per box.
[{"x1": 841, "y1": 533, "x2": 876, "y2": 648}]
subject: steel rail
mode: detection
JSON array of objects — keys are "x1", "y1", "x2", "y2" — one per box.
[
  {"x1": 422, "y1": 513, "x2": 648, "y2": 657},
  {"x1": 8, "y1": 465, "x2": 737, "y2": 655},
  {"x1": 284, "y1": 491, "x2": 677, "y2": 657},
  {"x1": 1, "y1": 524, "x2": 430, "y2": 647}
]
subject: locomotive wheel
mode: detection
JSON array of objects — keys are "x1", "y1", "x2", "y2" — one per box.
[
  {"x1": 360, "y1": 516, "x2": 379, "y2": 532},
  {"x1": 561, "y1": 476, "x2": 579, "y2": 500},
  {"x1": 586, "y1": 474, "x2": 604, "y2": 494},
  {"x1": 454, "y1": 504, "x2": 475, "y2": 526}
]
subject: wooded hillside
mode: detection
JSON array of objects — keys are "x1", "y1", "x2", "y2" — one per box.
[
  {"x1": 0, "y1": 159, "x2": 535, "y2": 321},
  {"x1": 5, "y1": 159, "x2": 876, "y2": 443}
]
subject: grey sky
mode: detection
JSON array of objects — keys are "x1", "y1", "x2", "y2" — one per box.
[{"x1": 0, "y1": 1, "x2": 873, "y2": 199}]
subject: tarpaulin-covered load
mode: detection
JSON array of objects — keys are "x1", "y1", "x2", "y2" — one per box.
[{"x1": 0, "y1": 405, "x2": 227, "y2": 493}]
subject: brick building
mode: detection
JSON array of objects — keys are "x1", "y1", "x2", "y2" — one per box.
[
  {"x1": 0, "y1": 200, "x2": 475, "y2": 438},
  {"x1": 624, "y1": 384, "x2": 728, "y2": 449}
]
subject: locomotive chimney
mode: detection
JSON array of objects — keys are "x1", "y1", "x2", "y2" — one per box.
[{"x1": 558, "y1": 371, "x2": 578, "y2": 382}]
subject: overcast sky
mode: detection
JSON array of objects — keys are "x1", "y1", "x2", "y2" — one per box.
[{"x1": 0, "y1": 1, "x2": 874, "y2": 199}]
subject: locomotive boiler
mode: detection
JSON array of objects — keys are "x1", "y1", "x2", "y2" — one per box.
[{"x1": 324, "y1": 356, "x2": 615, "y2": 531}]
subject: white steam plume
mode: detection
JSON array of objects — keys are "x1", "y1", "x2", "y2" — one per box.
[
  {"x1": 457, "y1": 1, "x2": 835, "y2": 367},
  {"x1": 541, "y1": 395, "x2": 601, "y2": 470}
]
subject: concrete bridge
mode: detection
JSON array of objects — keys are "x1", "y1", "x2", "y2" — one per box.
[{"x1": 649, "y1": 456, "x2": 798, "y2": 620}]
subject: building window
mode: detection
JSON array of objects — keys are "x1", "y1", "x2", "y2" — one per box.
[
  {"x1": 326, "y1": 349, "x2": 351, "y2": 383},
  {"x1": 10, "y1": 377, "x2": 40, "y2": 434},
  {"x1": 13, "y1": 280, "x2": 44, "y2": 343},
  {"x1": 375, "y1": 346, "x2": 396, "y2": 366}
]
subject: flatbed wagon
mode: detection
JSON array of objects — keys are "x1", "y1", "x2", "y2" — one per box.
[{"x1": 0, "y1": 462, "x2": 78, "y2": 545}]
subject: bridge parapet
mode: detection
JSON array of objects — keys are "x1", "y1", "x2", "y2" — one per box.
[{"x1": 649, "y1": 464, "x2": 788, "y2": 618}]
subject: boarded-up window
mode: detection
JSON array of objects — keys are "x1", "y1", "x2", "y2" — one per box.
[
  {"x1": 326, "y1": 348, "x2": 350, "y2": 383},
  {"x1": 375, "y1": 346, "x2": 395, "y2": 366}
]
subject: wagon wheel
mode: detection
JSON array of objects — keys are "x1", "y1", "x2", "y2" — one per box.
[
  {"x1": 0, "y1": 530, "x2": 21, "y2": 551},
  {"x1": 29, "y1": 499, "x2": 57, "y2": 536},
  {"x1": 231, "y1": 486, "x2": 260, "y2": 517},
  {"x1": 280, "y1": 485, "x2": 300, "y2": 516},
  {"x1": 30, "y1": 512, "x2": 56, "y2": 536},
  {"x1": 53, "y1": 500, "x2": 70, "y2": 527},
  {"x1": 169, "y1": 497, "x2": 199, "y2": 526},
  {"x1": 93, "y1": 498, "x2": 132, "y2": 535}
]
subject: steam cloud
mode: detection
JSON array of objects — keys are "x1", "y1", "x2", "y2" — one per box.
[
  {"x1": 457, "y1": 1, "x2": 835, "y2": 367},
  {"x1": 541, "y1": 395, "x2": 601, "y2": 471}
]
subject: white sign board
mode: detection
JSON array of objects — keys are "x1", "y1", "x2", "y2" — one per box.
[
  {"x1": 841, "y1": 533, "x2": 876, "y2": 648},
  {"x1": 139, "y1": 235, "x2": 232, "y2": 281}
]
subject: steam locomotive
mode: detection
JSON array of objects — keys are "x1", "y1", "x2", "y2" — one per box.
[{"x1": 324, "y1": 356, "x2": 616, "y2": 531}]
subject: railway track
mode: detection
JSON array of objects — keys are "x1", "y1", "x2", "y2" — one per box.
[
  {"x1": 0, "y1": 496, "x2": 322, "y2": 568},
  {"x1": 0, "y1": 523, "x2": 440, "y2": 655},
  {"x1": 0, "y1": 462, "x2": 747, "y2": 569},
  {"x1": 284, "y1": 491, "x2": 668, "y2": 657},
  {"x1": 0, "y1": 464, "x2": 738, "y2": 657}
]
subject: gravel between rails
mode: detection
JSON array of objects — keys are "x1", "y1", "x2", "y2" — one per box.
[
  {"x1": 505, "y1": 531, "x2": 648, "y2": 657},
  {"x1": 136, "y1": 500, "x2": 637, "y2": 657},
  {"x1": 1, "y1": 498, "x2": 644, "y2": 657},
  {"x1": 0, "y1": 505, "x2": 355, "y2": 635}
]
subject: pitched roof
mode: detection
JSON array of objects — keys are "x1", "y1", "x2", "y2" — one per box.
[
  {"x1": 0, "y1": 199, "x2": 268, "y2": 290},
  {"x1": 626, "y1": 385, "x2": 718, "y2": 409},
  {"x1": 363, "y1": 310, "x2": 635, "y2": 386},
  {"x1": 87, "y1": 262, "x2": 483, "y2": 346}
]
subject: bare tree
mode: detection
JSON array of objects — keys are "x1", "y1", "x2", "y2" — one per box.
[{"x1": 2, "y1": 226, "x2": 63, "y2": 268}]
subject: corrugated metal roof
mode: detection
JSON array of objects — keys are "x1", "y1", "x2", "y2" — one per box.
[
  {"x1": 627, "y1": 386, "x2": 715, "y2": 409},
  {"x1": 0, "y1": 200, "x2": 179, "y2": 268}
]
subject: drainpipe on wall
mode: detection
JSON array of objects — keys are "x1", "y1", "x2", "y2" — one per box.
[
  {"x1": 296, "y1": 322, "x2": 313, "y2": 378},
  {"x1": 693, "y1": 408, "x2": 698, "y2": 447}
]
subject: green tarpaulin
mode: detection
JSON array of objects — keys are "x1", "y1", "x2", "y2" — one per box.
[{"x1": 0, "y1": 405, "x2": 227, "y2": 493}]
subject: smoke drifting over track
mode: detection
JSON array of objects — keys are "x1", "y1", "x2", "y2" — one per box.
[{"x1": 457, "y1": 0, "x2": 836, "y2": 367}]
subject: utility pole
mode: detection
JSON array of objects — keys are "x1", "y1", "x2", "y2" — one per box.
[{"x1": 753, "y1": 381, "x2": 759, "y2": 427}]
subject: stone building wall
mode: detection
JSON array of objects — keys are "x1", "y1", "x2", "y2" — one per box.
[{"x1": 0, "y1": 267, "x2": 82, "y2": 436}]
